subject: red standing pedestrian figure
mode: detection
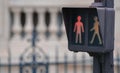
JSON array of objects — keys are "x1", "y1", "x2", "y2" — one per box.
[{"x1": 74, "y1": 16, "x2": 84, "y2": 43}]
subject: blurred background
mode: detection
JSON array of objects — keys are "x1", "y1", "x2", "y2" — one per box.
[{"x1": 0, "y1": 0, "x2": 119, "y2": 73}]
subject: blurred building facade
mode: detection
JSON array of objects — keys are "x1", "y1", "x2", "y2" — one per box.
[{"x1": 0, "y1": 0, "x2": 119, "y2": 73}]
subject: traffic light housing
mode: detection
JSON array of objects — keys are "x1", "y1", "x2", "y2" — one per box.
[{"x1": 62, "y1": 8, "x2": 115, "y2": 53}]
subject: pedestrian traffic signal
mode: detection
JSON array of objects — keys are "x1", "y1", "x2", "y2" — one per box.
[{"x1": 62, "y1": 8, "x2": 114, "y2": 53}]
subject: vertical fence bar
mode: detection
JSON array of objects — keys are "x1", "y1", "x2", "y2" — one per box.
[
  {"x1": 46, "y1": 56, "x2": 49, "y2": 73},
  {"x1": 116, "y1": 52, "x2": 120, "y2": 73},
  {"x1": 19, "y1": 56, "x2": 23, "y2": 73},
  {"x1": 0, "y1": 58, "x2": 2, "y2": 73},
  {"x1": 55, "y1": 48, "x2": 59, "y2": 73},
  {"x1": 64, "y1": 53, "x2": 68, "y2": 73},
  {"x1": 73, "y1": 53, "x2": 77, "y2": 73},
  {"x1": 8, "y1": 47, "x2": 11, "y2": 73},
  {"x1": 90, "y1": 58, "x2": 93, "y2": 73},
  {"x1": 81, "y1": 54, "x2": 86, "y2": 73}
]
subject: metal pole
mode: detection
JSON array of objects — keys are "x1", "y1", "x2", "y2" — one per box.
[
  {"x1": 94, "y1": 0, "x2": 114, "y2": 8},
  {"x1": 93, "y1": 52, "x2": 114, "y2": 73},
  {"x1": 103, "y1": 0, "x2": 114, "y2": 8},
  {"x1": 104, "y1": 52, "x2": 114, "y2": 73},
  {"x1": 93, "y1": 55, "x2": 100, "y2": 73}
]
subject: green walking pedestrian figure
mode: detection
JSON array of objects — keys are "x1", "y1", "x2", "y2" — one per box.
[{"x1": 90, "y1": 16, "x2": 102, "y2": 45}]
